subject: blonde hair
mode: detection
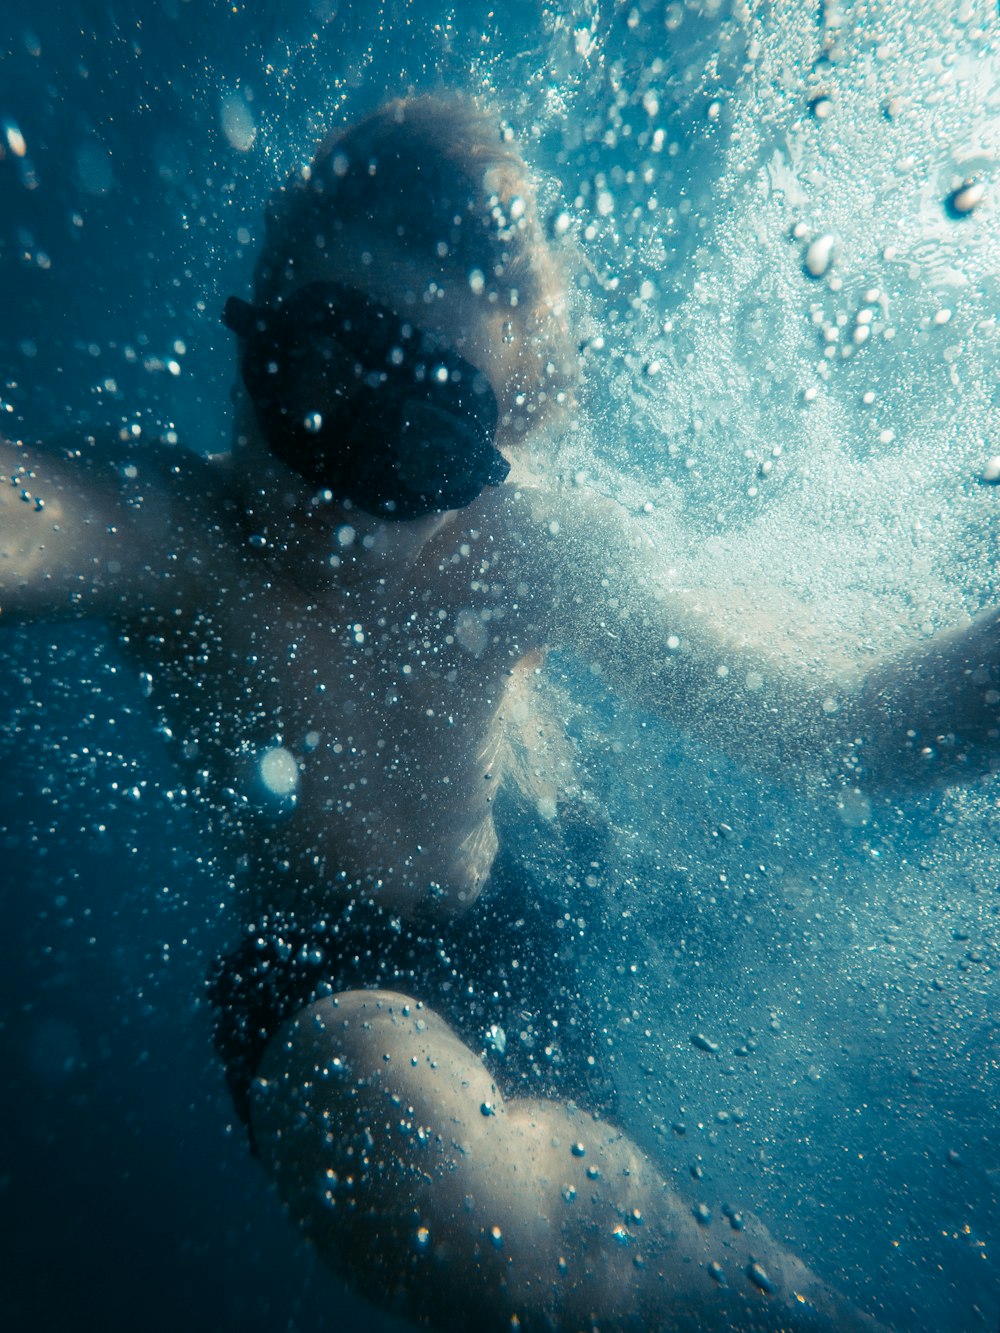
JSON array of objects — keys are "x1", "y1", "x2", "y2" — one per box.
[{"x1": 255, "y1": 95, "x2": 577, "y2": 432}]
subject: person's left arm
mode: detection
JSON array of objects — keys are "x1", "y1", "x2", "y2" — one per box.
[
  {"x1": 853, "y1": 609, "x2": 1000, "y2": 788},
  {"x1": 503, "y1": 483, "x2": 999, "y2": 791}
]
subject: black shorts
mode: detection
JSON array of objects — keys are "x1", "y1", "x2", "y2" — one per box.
[{"x1": 208, "y1": 859, "x2": 617, "y2": 1143}]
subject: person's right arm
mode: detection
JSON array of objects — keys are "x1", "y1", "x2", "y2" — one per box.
[{"x1": 1, "y1": 433, "x2": 181, "y2": 625}]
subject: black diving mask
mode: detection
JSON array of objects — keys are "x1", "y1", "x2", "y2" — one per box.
[{"x1": 222, "y1": 281, "x2": 508, "y2": 521}]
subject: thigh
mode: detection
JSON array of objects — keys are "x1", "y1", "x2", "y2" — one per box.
[
  {"x1": 251, "y1": 989, "x2": 648, "y2": 1328},
  {"x1": 251, "y1": 989, "x2": 881, "y2": 1333},
  {"x1": 252, "y1": 986, "x2": 533, "y2": 1232}
]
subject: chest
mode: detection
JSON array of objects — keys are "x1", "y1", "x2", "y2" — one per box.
[{"x1": 123, "y1": 551, "x2": 519, "y2": 792}]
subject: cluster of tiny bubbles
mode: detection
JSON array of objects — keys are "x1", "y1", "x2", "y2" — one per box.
[
  {"x1": 1, "y1": 3, "x2": 996, "y2": 1329},
  {"x1": 538, "y1": 1, "x2": 998, "y2": 554},
  {"x1": 505, "y1": 6, "x2": 1000, "y2": 1329}
]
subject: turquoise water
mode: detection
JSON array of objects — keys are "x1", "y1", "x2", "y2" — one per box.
[{"x1": 1, "y1": 2, "x2": 997, "y2": 1329}]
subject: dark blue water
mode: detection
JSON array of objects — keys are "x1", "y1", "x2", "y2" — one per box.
[{"x1": 2, "y1": 3, "x2": 997, "y2": 1330}]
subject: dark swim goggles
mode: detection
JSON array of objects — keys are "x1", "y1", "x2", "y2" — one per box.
[{"x1": 222, "y1": 281, "x2": 508, "y2": 520}]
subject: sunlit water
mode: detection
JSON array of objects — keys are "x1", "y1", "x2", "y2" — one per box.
[{"x1": 1, "y1": 3, "x2": 997, "y2": 1330}]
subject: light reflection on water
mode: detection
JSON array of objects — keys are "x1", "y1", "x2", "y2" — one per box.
[{"x1": 0, "y1": 2, "x2": 997, "y2": 1330}]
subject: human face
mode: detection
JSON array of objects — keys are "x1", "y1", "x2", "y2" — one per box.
[
  {"x1": 226, "y1": 280, "x2": 508, "y2": 520},
  {"x1": 290, "y1": 227, "x2": 521, "y2": 401},
  {"x1": 228, "y1": 232, "x2": 517, "y2": 580}
]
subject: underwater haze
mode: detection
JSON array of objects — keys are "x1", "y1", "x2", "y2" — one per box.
[{"x1": 1, "y1": 1, "x2": 998, "y2": 1330}]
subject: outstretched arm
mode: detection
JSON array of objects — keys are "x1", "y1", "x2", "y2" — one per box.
[
  {"x1": 505, "y1": 484, "x2": 998, "y2": 792},
  {"x1": 854, "y1": 609, "x2": 1000, "y2": 788},
  {"x1": 0, "y1": 433, "x2": 178, "y2": 625}
]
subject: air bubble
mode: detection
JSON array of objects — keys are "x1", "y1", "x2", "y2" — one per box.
[
  {"x1": 3, "y1": 118, "x2": 26, "y2": 157},
  {"x1": 691, "y1": 1033, "x2": 719, "y2": 1053},
  {"x1": 945, "y1": 181, "x2": 984, "y2": 217},
  {"x1": 258, "y1": 746, "x2": 299, "y2": 797},
  {"x1": 748, "y1": 1262, "x2": 776, "y2": 1293},
  {"x1": 220, "y1": 92, "x2": 257, "y2": 152},
  {"x1": 804, "y1": 234, "x2": 835, "y2": 278}
]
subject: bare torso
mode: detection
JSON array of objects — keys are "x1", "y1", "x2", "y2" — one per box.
[{"x1": 117, "y1": 453, "x2": 549, "y2": 924}]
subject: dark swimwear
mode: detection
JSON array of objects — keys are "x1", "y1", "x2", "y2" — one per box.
[{"x1": 209, "y1": 860, "x2": 617, "y2": 1144}]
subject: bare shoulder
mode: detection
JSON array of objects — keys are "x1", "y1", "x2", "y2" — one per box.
[
  {"x1": 132, "y1": 442, "x2": 240, "y2": 541},
  {"x1": 114, "y1": 444, "x2": 248, "y2": 615},
  {"x1": 0, "y1": 429, "x2": 240, "y2": 625},
  {"x1": 73, "y1": 436, "x2": 244, "y2": 595},
  {"x1": 497, "y1": 477, "x2": 651, "y2": 561},
  {"x1": 485, "y1": 478, "x2": 656, "y2": 609}
]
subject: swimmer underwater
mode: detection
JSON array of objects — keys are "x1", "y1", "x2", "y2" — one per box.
[{"x1": 2, "y1": 95, "x2": 998, "y2": 1332}]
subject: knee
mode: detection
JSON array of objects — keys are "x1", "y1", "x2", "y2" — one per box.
[
  {"x1": 248, "y1": 986, "x2": 511, "y2": 1285},
  {"x1": 250, "y1": 987, "x2": 501, "y2": 1177},
  {"x1": 255, "y1": 986, "x2": 496, "y2": 1106}
]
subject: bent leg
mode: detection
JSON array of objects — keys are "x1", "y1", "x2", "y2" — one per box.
[{"x1": 251, "y1": 989, "x2": 881, "y2": 1332}]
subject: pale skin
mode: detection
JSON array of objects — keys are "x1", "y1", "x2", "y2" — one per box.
[{"x1": 3, "y1": 226, "x2": 998, "y2": 1331}]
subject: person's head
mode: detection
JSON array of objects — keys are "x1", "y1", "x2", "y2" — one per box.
[{"x1": 249, "y1": 95, "x2": 575, "y2": 447}]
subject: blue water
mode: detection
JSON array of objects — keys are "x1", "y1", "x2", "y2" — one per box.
[{"x1": 1, "y1": 2, "x2": 997, "y2": 1330}]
